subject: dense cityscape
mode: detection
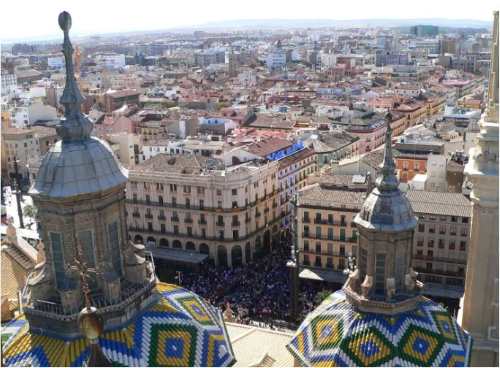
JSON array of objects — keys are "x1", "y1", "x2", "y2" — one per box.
[{"x1": 0, "y1": 5, "x2": 498, "y2": 367}]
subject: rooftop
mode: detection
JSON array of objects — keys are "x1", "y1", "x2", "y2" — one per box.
[{"x1": 406, "y1": 190, "x2": 472, "y2": 217}]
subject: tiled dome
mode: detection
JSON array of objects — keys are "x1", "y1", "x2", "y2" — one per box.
[
  {"x1": 3, "y1": 283, "x2": 236, "y2": 367},
  {"x1": 286, "y1": 290, "x2": 472, "y2": 367}
]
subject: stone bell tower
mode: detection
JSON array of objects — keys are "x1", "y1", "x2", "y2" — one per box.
[
  {"x1": 459, "y1": 10, "x2": 499, "y2": 366},
  {"x1": 346, "y1": 112, "x2": 422, "y2": 314},
  {"x1": 24, "y1": 11, "x2": 154, "y2": 337}
]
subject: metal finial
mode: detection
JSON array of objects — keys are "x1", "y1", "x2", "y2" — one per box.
[
  {"x1": 56, "y1": 11, "x2": 94, "y2": 142},
  {"x1": 58, "y1": 11, "x2": 72, "y2": 32},
  {"x1": 375, "y1": 112, "x2": 399, "y2": 192}
]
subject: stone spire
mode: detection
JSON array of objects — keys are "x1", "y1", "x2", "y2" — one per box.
[
  {"x1": 56, "y1": 11, "x2": 93, "y2": 142},
  {"x1": 459, "y1": 10, "x2": 499, "y2": 366},
  {"x1": 485, "y1": 10, "x2": 499, "y2": 123},
  {"x1": 375, "y1": 112, "x2": 398, "y2": 192},
  {"x1": 348, "y1": 112, "x2": 420, "y2": 314}
]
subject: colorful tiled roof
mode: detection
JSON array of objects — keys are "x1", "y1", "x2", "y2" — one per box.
[
  {"x1": 3, "y1": 283, "x2": 235, "y2": 367},
  {"x1": 286, "y1": 290, "x2": 472, "y2": 367}
]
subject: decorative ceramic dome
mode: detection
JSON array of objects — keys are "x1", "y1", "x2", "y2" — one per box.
[
  {"x1": 286, "y1": 290, "x2": 472, "y2": 367},
  {"x1": 3, "y1": 283, "x2": 236, "y2": 367}
]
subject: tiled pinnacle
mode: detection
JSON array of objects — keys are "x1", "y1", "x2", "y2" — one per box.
[{"x1": 56, "y1": 11, "x2": 93, "y2": 142}]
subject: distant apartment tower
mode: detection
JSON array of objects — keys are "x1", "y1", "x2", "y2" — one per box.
[{"x1": 411, "y1": 25, "x2": 439, "y2": 37}]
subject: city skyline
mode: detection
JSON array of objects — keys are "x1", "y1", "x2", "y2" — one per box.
[{"x1": 1, "y1": 0, "x2": 498, "y2": 42}]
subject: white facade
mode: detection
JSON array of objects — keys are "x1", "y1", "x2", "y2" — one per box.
[
  {"x1": 320, "y1": 52, "x2": 337, "y2": 71},
  {"x1": 1, "y1": 74, "x2": 17, "y2": 97},
  {"x1": 95, "y1": 53, "x2": 126, "y2": 69},
  {"x1": 47, "y1": 55, "x2": 65, "y2": 69},
  {"x1": 266, "y1": 47, "x2": 286, "y2": 72},
  {"x1": 424, "y1": 154, "x2": 448, "y2": 192}
]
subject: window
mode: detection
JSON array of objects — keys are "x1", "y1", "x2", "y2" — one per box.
[
  {"x1": 462, "y1": 217, "x2": 469, "y2": 224},
  {"x1": 303, "y1": 211, "x2": 310, "y2": 223},
  {"x1": 340, "y1": 215, "x2": 346, "y2": 226},
  {"x1": 428, "y1": 239, "x2": 434, "y2": 248},
  {"x1": 315, "y1": 213, "x2": 322, "y2": 223},
  {"x1": 449, "y1": 241, "x2": 456, "y2": 250},
  {"x1": 303, "y1": 255, "x2": 310, "y2": 266},
  {"x1": 328, "y1": 214, "x2": 333, "y2": 224},
  {"x1": 359, "y1": 247, "x2": 367, "y2": 272},
  {"x1": 417, "y1": 238, "x2": 424, "y2": 247},
  {"x1": 78, "y1": 230, "x2": 96, "y2": 268},
  {"x1": 461, "y1": 227, "x2": 468, "y2": 237},
  {"x1": 326, "y1": 257, "x2": 333, "y2": 268},
  {"x1": 427, "y1": 250, "x2": 434, "y2": 257},
  {"x1": 232, "y1": 201, "x2": 238, "y2": 208},
  {"x1": 327, "y1": 243, "x2": 333, "y2": 255},
  {"x1": 438, "y1": 239, "x2": 445, "y2": 249},
  {"x1": 201, "y1": 229, "x2": 206, "y2": 239},
  {"x1": 450, "y1": 225, "x2": 457, "y2": 236},
  {"x1": 439, "y1": 225, "x2": 446, "y2": 235},
  {"x1": 107, "y1": 222, "x2": 122, "y2": 276},
  {"x1": 172, "y1": 197, "x2": 177, "y2": 207},
  {"x1": 428, "y1": 224, "x2": 435, "y2": 234},
  {"x1": 315, "y1": 242, "x2": 321, "y2": 253},
  {"x1": 303, "y1": 226, "x2": 310, "y2": 237},
  {"x1": 418, "y1": 224, "x2": 425, "y2": 232},
  {"x1": 199, "y1": 200, "x2": 204, "y2": 209},
  {"x1": 233, "y1": 230, "x2": 239, "y2": 240},
  {"x1": 173, "y1": 225, "x2": 179, "y2": 235},
  {"x1": 460, "y1": 241, "x2": 466, "y2": 251},
  {"x1": 315, "y1": 256, "x2": 322, "y2": 267},
  {"x1": 183, "y1": 185, "x2": 191, "y2": 193},
  {"x1": 375, "y1": 254, "x2": 386, "y2": 294},
  {"x1": 132, "y1": 193, "x2": 137, "y2": 203},
  {"x1": 218, "y1": 201, "x2": 223, "y2": 209},
  {"x1": 147, "y1": 222, "x2": 153, "y2": 231},
  {"x1": 217, "y1": 215, "x2": 224, "y2": 226},
  {"x1": 170, "y1": 184, "x2": 177, "y2": 192},
  {"x1": 158, "y1": 195, "x2": 164, "y2": 205},
  {"x1": 217, "y1": 189, "x2": 222, "y2": 196},
  {"x1": 316, "y1": 226, "x2": 321, "y2": 239},
  {"x1": 161, "y1": 224, "x2": 166, "y2": 233},
  {"x1": 304, "y1": 241, "x2": 309, "y2": 252},
  {"x1": 340, "y1": 228, "x2": 346, "y2": 241},
  {"x1": 197, "y1": 187, "x2": 205, "y2": 195},
  {"x1": 451, "y1": 216, "x2": 457, "y2": 223},
  {"x1": 328, "y1": 228, "x2": 333, "y2": 240},
  {"x1": 232, "y1": 189, "x2": 237, "y2": 195},
  {"x1": 50, "y1": 232, "x2": 67, "y2": 289},
  {"x1": 187, "y1": 227, "x2": 193, "y2": 236},
  {"x1": 340, "y1": 245, "x2": 345, "y2": 256}
]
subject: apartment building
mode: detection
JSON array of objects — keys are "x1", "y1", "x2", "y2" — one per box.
[
  {"x1": 296, "y1": 175, "x2": 369, "y2": 283},
  {"x1": 278, "y1": 147, "x2": 317, "y2": 228},
  {"x1": 1, "y1": 127, "x2": 41, "y2": 187},
  {"x1": 407, "y1": 190, "x2": 472, "y2": 299},
  {"x1": 126, "y1": 154, "x2": 281, "y2": 268}
]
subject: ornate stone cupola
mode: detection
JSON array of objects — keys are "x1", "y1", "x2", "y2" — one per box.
[
  {"x1": 24, "y1": 11, "x2": 154, "y2": 337},
  {"x1": 347, "y1": 112, "x2": 421, "y2": 314}
]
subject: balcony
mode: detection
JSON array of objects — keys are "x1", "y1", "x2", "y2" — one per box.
[
  {"x1": 302, "y1": 218, "x2": 310, "y2": 223},
  {"x1": 158, "y1": 215, "x2": 166, "y2": 221},
  {"x1": 232, "y1": 221, "x2": 241, "y2": 227},
  {"x1": 145, "y1": 213, "x2": 153, "y2": 219},
  {"x1": 132, "y1": 213, "x2": 140, "y2": 218},
  {"x1": 198, "y1": 219, "x2": 207, "y2": 225},
  {"x1": 171, "y1": 217, "x2": 179, "y2": 222},
  {"x1": 184, "y1": 218, "x2": 193, "y2": 224},
  {"x1": 216, "y1": 221, "x2": 225, "y2": 227}
]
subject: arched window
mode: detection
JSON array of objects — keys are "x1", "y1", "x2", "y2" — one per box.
[
  {"x1": 159, "y1": 238, "x2": 168, "y2": 247},
  {"x1": 173, "y1": 240, "x2": 182, "y2": 249},
  {"x1": 186, "y1": 242, "x2": 195, "y2": 251},
  {"x1": 199, "y1": 243, "x2": 209, "y2": 254},
  {"x1": 134, "y1": 234, "x2": 144, "y2": 244},
  {"x1": 217, "y1": 246, "x2": 228, "y2": 267}
]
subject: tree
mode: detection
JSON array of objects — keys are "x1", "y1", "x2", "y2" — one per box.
[{"x1": 23, "y1": 204, "x2": 37, "y2": 220}]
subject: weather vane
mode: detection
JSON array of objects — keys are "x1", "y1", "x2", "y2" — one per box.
[{"x1": 67, "y1": 239, "x2": 94, "y2": 310}]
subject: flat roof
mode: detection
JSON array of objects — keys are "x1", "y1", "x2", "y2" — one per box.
[{"x1": 149, "y1": 247, "x2": 208, "y2": 264}]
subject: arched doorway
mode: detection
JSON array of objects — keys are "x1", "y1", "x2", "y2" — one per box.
[
  {"x1": 199, "y1": 243, "x2": 209, "y2": 254},
  {"x1": 263, "y1": 230, "x2": 271, "y2": 253},
  {"x1": 245, "y1": 242, "x2": 251, "y2": 263},
  {"x1": 173, "y1": 240, "x2": 182, "y2": 249},
  {"x1": 134, "y1": 235, "x2": 144, "y2": 244},
  {"x1": 231, "y1": 246, "x2": 243, "y2": 268},
  {"x1": 217, "y1": 246, "x2": 228, "y2": 267},
  {"x1": 147, "y1": 236, "x2": 156, "y2": 247},
  {"x1": 159, "y1": 238, "x2": 168, "y2": 247},
  {"x1": 186, "y1": 242, "x2": 195, "y2": 251}
]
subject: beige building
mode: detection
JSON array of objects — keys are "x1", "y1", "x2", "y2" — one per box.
[
  {"x1": 406, "y1": 190, "x2": 472, "y2": 299},
  {"x1": 296, "y1": 174, "x2": 369, "y2": 283},
  {"x1": 1, "y1": 127, "x2": 41, "y2": 186},
  {"x1": 1, "y1": 223, "x2": 38, "y2": 321},
  {"x1": 126, "y1": 154, "x2": 281, "y2": 268}
]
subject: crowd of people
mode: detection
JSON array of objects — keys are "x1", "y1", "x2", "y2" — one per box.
[{"x1": 181, "y1": 242, "x2": 332, "y2": 328}]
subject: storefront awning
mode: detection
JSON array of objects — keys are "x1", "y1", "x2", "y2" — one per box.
[
  {"x1": 299, "y1": 268, "x2": 348, "y2": 284},
  {"x1": 149, "y1": 247, "x2": 208, "y2": 264}
]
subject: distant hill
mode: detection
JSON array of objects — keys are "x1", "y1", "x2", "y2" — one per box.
[{"x1": 193, "y1": 18, "x2": 492, "y2": 30}]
